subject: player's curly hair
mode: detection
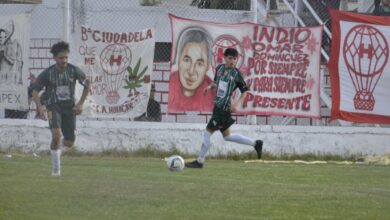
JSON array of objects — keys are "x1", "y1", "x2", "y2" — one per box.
[{"x1": 50, "y1": 41, "x2": 69, "y2": 57}]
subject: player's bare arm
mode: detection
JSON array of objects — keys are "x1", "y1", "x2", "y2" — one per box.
[
  {"x1": 73, "y1": 79, "x2": 91, "y2": 115},
  {"x1": 203, "y1": 82, "x2": 216, "y2": 94},
  {"x1": 231, "y1": 91, "x2": 247, "y2": 112},
  {"x1": 32, "y1": 90, "x2": 46, "y2": 120}
]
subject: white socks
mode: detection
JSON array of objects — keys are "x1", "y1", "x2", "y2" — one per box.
[
  {"x1": 224, "y1": 133, "x2": 255, "y2": 146},
  {"x1": 197, "y1": 132, "x2": 255, "y2": 164},
  {"x1": 51, "y1": 149, "x2": 61, "y2": 176},
  {"x1": 197, "y1": 131, "x2": 212, "y2": 164}
]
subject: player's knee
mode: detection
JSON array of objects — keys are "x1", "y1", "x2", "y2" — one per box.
[
  {"x1": 63, "y1": 139, "x2": 74, "y2": 147},
  {"x1": 52, "y1": 132, "x2": 62, "y2": 144}
]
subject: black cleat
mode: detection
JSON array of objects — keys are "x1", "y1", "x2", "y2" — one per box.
[
  {"x1": 254, "y1": 140, "x2": 263, "y2": 159},
  {"x1": 185, "y1": 160, "x2": 204, "y2": 168}
]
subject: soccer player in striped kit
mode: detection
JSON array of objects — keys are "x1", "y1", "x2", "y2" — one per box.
[
  {"x1": 32, "y1": 41, "x2": 90, "y2": 176},
  {"x1": 185, "y1": 48, "x2": 263, "y2": 168}
]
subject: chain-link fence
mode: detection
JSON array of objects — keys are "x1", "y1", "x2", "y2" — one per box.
[
  {"x1": 1, "y1": 0, "x2": 383, "y2": 126},
  {"x1": 1, "y1": 0, "x2": 262, "y2": 123}
]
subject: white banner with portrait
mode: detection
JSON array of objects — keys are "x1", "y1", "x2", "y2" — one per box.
[
  {"x1": 169, "y1": 14, "x2": 322, "y2": 118},
  {"x1": 0, "y1": 13, "x2": 31, "y2": 110},
  {"x1": 74, "y1": 25, "x2": 155, "y2": 118}
]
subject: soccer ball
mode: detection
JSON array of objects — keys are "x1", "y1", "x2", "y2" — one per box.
[{"x1": 166, "y1": 155, "x2": 185, "y2": 172}]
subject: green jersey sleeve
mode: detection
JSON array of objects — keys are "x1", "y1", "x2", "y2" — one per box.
[
  {"x1": 32, "y1": 69, "x2": 50, "y2": 92},
  {"x1": 235, "y1": 69, "x2": 248, "y2": 93},
  {"x1": 74, "y1": 66, "x2": 88, "y2": 87}
]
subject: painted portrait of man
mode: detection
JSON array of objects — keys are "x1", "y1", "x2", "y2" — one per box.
[{"x1": 168, "y1": 26, "x2": 215, "y2": 112}]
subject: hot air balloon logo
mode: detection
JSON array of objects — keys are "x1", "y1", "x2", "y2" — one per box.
[
  {"x1": 100, "y1": 44, "x2": 132, "y2": 104},
  {"x1": 343, "y1": 24, "x2": 389, "y2": 111},
  {"x1": 212, "y1": 35, "x2": 245, "y2": 73}
]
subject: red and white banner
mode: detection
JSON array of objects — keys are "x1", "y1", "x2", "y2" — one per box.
[
  {"x1": 329, "y1": 9, "x2": 390, "y2": 124},
  {"x1": 169, "y1": 14, "x2": 322, "y2": 118},
  {"x1": 74, "y1": 26, "x2": 155, "y2": 118},
  {"x1": 0, "y1": 13, "x2": 31, "y2": 110}
]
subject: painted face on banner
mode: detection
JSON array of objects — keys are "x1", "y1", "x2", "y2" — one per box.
[
  {"x1": 54, "y1": 50, "x2": 69, "y2": 71},
  {"x1": 178, "y1": 41, "x2": 209, "y2": 97}
]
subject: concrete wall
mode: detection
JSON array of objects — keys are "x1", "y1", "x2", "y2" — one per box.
[{"x1": 1, "y1": 119, "x2": 389, "y2": 157}]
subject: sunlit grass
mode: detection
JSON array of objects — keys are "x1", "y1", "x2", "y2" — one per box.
[{"x1": 1, "y1": 153, "x2": 389, "y2": 220}]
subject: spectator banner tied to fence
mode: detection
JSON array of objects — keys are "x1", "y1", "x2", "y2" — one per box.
[
  {"x1": 0, "y1": 13, "x2": 31, "y2": 110},
  {"x1": 74, "y1": 25, "x2": 155, "y2": 118},
  {"x1": 168, "y1": 14, "x2": 322, "y2": 118},
  {"x1": 329, "y1": 9, "x2": 390, "y2": 124}
]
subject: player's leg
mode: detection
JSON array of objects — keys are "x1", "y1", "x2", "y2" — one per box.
[
  {"x1": 221, "y1": 121, "x2": 263, "y2": 160},
  {"x1": 48, "y1": 109, "x2": 63, "y2": 176},
  {"x1": 61, "y1": 108, "x2": 76, "y2": 148},
  {"x1": 50, "y1": 128, "x2": 62, "y2": 176},
  {"x1": 185, "y1": 127, "x2": 215, "y2": 168},
  {"x1": 197, "y1": 128, "x2": 215, "y2": 163},
  {"x1": 198, "y1": 127, "x2": 214, "y2": 164},
  {"x1": 186, "y1": 109, "x2": 232, "y2": 168},
  {"x1": 222, "y1": 128, "x2": 255, "y2": 146},
  {"x1": 186, "y1": 106, "x2": 230, "y2": 168}
]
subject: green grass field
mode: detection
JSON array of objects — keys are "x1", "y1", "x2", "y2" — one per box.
[{"x1": 1, "y1": 154, "x2": 389, "y2": 220}]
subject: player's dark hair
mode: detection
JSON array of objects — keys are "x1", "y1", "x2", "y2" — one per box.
[
  {"x1": 224, "y1": 48, "x2": 238, "y2": 57},
  {"x1": 50, "y1": 41, "x2": 69, "y2": 57}
]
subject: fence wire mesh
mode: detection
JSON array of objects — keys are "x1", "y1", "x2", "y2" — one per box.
[{"x1": 1, "y1": 0, "x2": 380, "y2": 126}]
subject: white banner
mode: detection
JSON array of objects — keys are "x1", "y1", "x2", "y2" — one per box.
[
  {"x1": 0, "y1": 13, "x2": 31, "y2": 110},
  {"x1": 74, "y1": 26, "x2": 155, "y2": 118},
  {"x1": 329, "y1": 9, "x2": 390, "y2": 124},
  {"x1": 339, "y1": 21, "x2": 390, "y2": 115}
]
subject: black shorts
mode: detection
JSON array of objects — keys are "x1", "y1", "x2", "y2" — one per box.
[
  {"x1": 206, "y1": 106, "x2": 235, "y2": 132},
  {"x1": 47, "y1": 102, "x2": 76, "y2": 141}
]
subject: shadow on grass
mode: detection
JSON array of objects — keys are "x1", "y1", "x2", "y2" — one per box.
[{"x1": 0, "y1": 145, "x2": 361, "y2": 162}]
